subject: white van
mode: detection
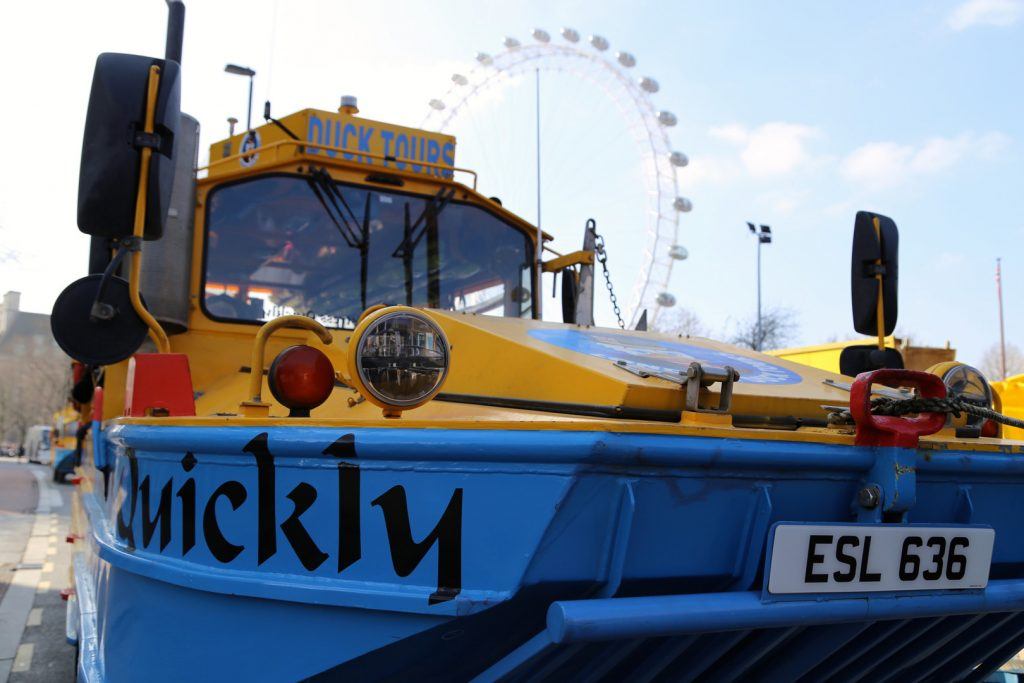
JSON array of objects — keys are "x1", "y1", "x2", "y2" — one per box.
[{"x1": 22, "y1": 425, "x2": 52, "y2": 464}]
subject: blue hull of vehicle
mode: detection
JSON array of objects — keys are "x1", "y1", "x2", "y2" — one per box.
[{"x1": 71, "y1": 425, "x2": 1024, "y2": 681}]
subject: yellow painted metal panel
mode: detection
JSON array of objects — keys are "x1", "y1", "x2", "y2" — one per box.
[{"x1": 208, "y1": 109, "x2": 457, "y2": 180}]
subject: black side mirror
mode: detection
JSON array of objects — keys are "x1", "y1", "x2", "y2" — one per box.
[
  {"x1": 561, "y1": 267, "x2": 578, "y2": 324},
  {"x1": 78, "y1": 53, "x2": 181, "y2": 241},
  {"x1": 851, "y1": 211, "x2": 898, "y2": 337},
  {"x1": 839, "y1": 345, "x2": 905, "y2": 377}
]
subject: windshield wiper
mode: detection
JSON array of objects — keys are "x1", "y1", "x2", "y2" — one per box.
[
  {"x1": 305, "y1": 167, "x2": 372, "y2": 310},
  {"x1": 392, "y1": 188, "x2": 455, "y2": 259},
  {"x1": 306, "y1": 167, "x2": 364, "y2": 249},
  {"x1": 394, "y1": 188, "x2": 455, "y2": 308}
]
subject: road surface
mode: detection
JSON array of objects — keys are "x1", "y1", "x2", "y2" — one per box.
[{"x1": 0, "y1": 459, "x2": 75, "y2": 682}]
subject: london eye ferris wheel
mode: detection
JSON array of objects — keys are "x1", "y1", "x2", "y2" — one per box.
[{"x1": 421, "y1": 27, "x2": 692, "y2": 328}]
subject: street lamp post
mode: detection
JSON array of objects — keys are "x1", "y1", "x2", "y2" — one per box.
[
  {"x1": 224, "y1": 64, "x2": 256, "y2": 131},
  {"x1": 997, "y1": 258, "x2": 1007, "y2": 380},
  {"x1": 746, "y1": 222, "x2": 773, "y2": 351}
]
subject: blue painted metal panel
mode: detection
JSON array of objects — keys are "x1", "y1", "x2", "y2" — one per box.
[{"x1": 68, "y1": 423, "x2": 1024, "y2": 680}]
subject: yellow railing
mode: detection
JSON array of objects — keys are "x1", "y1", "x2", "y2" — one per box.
[
  {"x1": 239, "y1": 315, "x2": 334, "y2": 417},
  {"x1": 129, "y1": 65, "x2": 171, "y2": 354}
]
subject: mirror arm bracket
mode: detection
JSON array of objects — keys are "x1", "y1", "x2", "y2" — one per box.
[
  {"x1": 543, "y1": 249, "x2": 594, "y2": 273},
  {"x1": 132, "y1": 130, "x2": 163, "y2": 150}
]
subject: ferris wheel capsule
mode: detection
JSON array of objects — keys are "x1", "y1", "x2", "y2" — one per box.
[
  {"x1": 669, "y1": 245, "x2": 689, "y2": 261},
  {"x1": 532, "y1": 28, "x2": 550, "y2": 43},
  {"x1": 670, "y1": 151, "x2": 689, "y2": 167},
  {"x1": 589, "y1": 35, "x2": 610, "y2": 51},
  {"x1": 503, "y1": 36, "x2": 521, "y2": 49},
  {"x1": 656, "y1": 292, "x2": 677, "y2": 307},
  {"x1": 638, "y1": 76, "x2": 660, "y2": 93},
  {"x1": 451, "y1": 73, "x2": 469, "y2": 86},
  {"x1": 674, "y1": 197, "x2": 693, "y2": 212},
  {"x1": 476, "y1": 52, "x2": 493, "y2": 66},
  {"x1": 561, "y1": 27, "x2": 580, "y2": 42},
  {"x1": 658, "y1": 111, "x2": 677, "y2": 127},
  {"x1": 616, "y1": 52, "x2": 636, "y2": 68},
  {"x1": 429, "y1": 99, "x2": 446, "y2": 111}
]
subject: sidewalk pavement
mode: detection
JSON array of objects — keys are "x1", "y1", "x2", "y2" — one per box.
[{"x1": 0, "y1": 461, "x2": 75, "y2": 682}]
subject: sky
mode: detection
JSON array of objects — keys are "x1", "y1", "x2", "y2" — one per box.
[{"x1": 0, "y1": 0, "x2": 1020, "y2": 369}]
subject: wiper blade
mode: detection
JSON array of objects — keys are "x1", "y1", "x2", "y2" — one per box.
[
  {"x1": 305, "y1": 167, "x2": 364, "y2": 248},
  {"x1": 392, "y1": 187, "x2": 455, "y2": 259}
]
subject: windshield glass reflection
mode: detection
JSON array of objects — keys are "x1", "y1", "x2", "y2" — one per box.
[{"x1": 204, "y1": 175, "x2": 534, "y2": 328}]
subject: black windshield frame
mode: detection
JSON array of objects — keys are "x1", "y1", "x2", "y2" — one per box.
[{"x1": 199, "y1": 172, "x2": 538, "y2": 329}]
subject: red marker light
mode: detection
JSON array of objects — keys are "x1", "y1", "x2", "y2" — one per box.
[{"x1": 268, "y1": 345, "x2": 335, "y2": 417}]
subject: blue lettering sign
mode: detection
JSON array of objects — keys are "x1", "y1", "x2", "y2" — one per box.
[
  {"x1": 409, "y1": 136, "x2": 422, "y2": 174},
  {"x1": 426, "y1": 140, "x2": 440, "y2": 176},
  {"x1": 441, "y1": 142, "x2": 455, "y2": 179},
  {"x1": 306, "y1": 113, "x2": 324, "y2": 156},
  {"x1": 376, "y1": 127, "x2": 391, "y2": 166},
  {"x1": 341, "y1": 123, "x2": 357, "y2": 161},
  {"x1": 394, "y1": 134, "x2": 409, "y2": 170}
]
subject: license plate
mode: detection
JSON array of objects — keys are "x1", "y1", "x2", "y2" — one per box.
[{"x1": 767, "y1": 524, "x2": 994, "y2": 594}]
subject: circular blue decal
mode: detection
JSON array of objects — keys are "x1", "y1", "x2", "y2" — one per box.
[{"x1": 529, "y1": 329, "x2": 802, "y2": 385}]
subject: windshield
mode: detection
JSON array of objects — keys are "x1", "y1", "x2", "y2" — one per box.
[{"x1": 203, "y1": 174, "x2": 534, "y2": 328}]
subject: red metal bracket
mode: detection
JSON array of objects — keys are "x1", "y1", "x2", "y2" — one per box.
[
  {"x1": 66, "y1": 533, "x2": 82, "y2": 544},
  {"x1": 60, "y1": 587, "x2": 75, "y2": 601},
  {"x1": 851, "y1": 369, "x2": 947, "y2": 448},
  {"x1": 125, "y1": 353, "x2": 196, "y2": 418},
  {"x1": 91, "y1": 386, "x2": 104, "y2": 422}
]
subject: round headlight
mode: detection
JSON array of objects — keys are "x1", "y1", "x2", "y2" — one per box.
[
  {"x1": 929, "y1": 362, "x2": 996, "y2": 436},
  {"x1": 348, "y1": 309, "x2": 450, "y2": 412}
]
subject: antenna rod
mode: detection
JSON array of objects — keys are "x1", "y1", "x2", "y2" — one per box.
[
  {"x1": 535, "y1": 67, "x2": 543, "y2": 319},
  {"x1": 757, "y1": 236, "x2": 762, "y2": 351},
  {"x1": 997, "y1": 257, "x2": 1007, "y2": 380},
  {"x1": 165, "y1": 1, "x2": 185, "y2": 64}
]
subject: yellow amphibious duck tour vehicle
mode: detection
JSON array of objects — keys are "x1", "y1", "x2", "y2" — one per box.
[{"x1": 51, "y1": 3, "x2": 1024, "y2": 681}]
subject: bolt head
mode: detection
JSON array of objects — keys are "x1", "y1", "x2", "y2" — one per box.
[{"x1": 858, "y1": 486, "x2": 881, "y2": 509}]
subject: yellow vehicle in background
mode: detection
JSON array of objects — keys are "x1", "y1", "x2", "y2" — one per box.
[
  {"x1": 771, "y1": 337, "x2": 956, "y2": 374},
  {"x1": 992, "y1": 374, "x2": 1024, "y2": 440}
]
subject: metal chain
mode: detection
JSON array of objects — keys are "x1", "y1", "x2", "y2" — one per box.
[
  {"x1": 592, "y1": 223, "x2": 625, "y2": 330},
  {"x1": 828, "y1": 395, "x2": 1024, "y2": 430}
]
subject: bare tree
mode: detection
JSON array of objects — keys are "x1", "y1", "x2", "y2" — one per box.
[
  {"x1": 730, "y1": 307, "x2": 798, "y2": 352},
  {"x1": 0, "y1": 353, "x2": 71, "y2": 445},
  {"x1": 654, "y1": 307, "x2": 707, "y2": 337},
  {"x1": 980, "y1": 343, "x2": 1024, "y2": 381}
]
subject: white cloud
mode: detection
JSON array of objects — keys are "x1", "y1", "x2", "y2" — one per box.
[
  {"x1": 947, "y1": 0, "x2": 1023, "y2": 30},
  {"x1": 770, "y1": 194, "x2": 803, "y2": 214},
  {"x1": 842, "y1": 142, "x2": 914, "y2": 188},
  {"x1": 840, "y1": 132, "x2": 1010, "y2": 189},
  {"x1": 681, "y1": 155, "x2": 739, "y2": 186},
  {"x1": 709, "y1": 122, "x2": 821, "y2": 176},
  {"x1": 708, "y1": 124, "x2": 749, "y2": 145}
]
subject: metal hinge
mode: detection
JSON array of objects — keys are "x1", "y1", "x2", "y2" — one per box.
[
  {"x1": 614, "y1": 360, "x2": 740, "y2": 413},
  {"x1": 133, "y1": 130, "x2": 163, "y2": 150}
]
